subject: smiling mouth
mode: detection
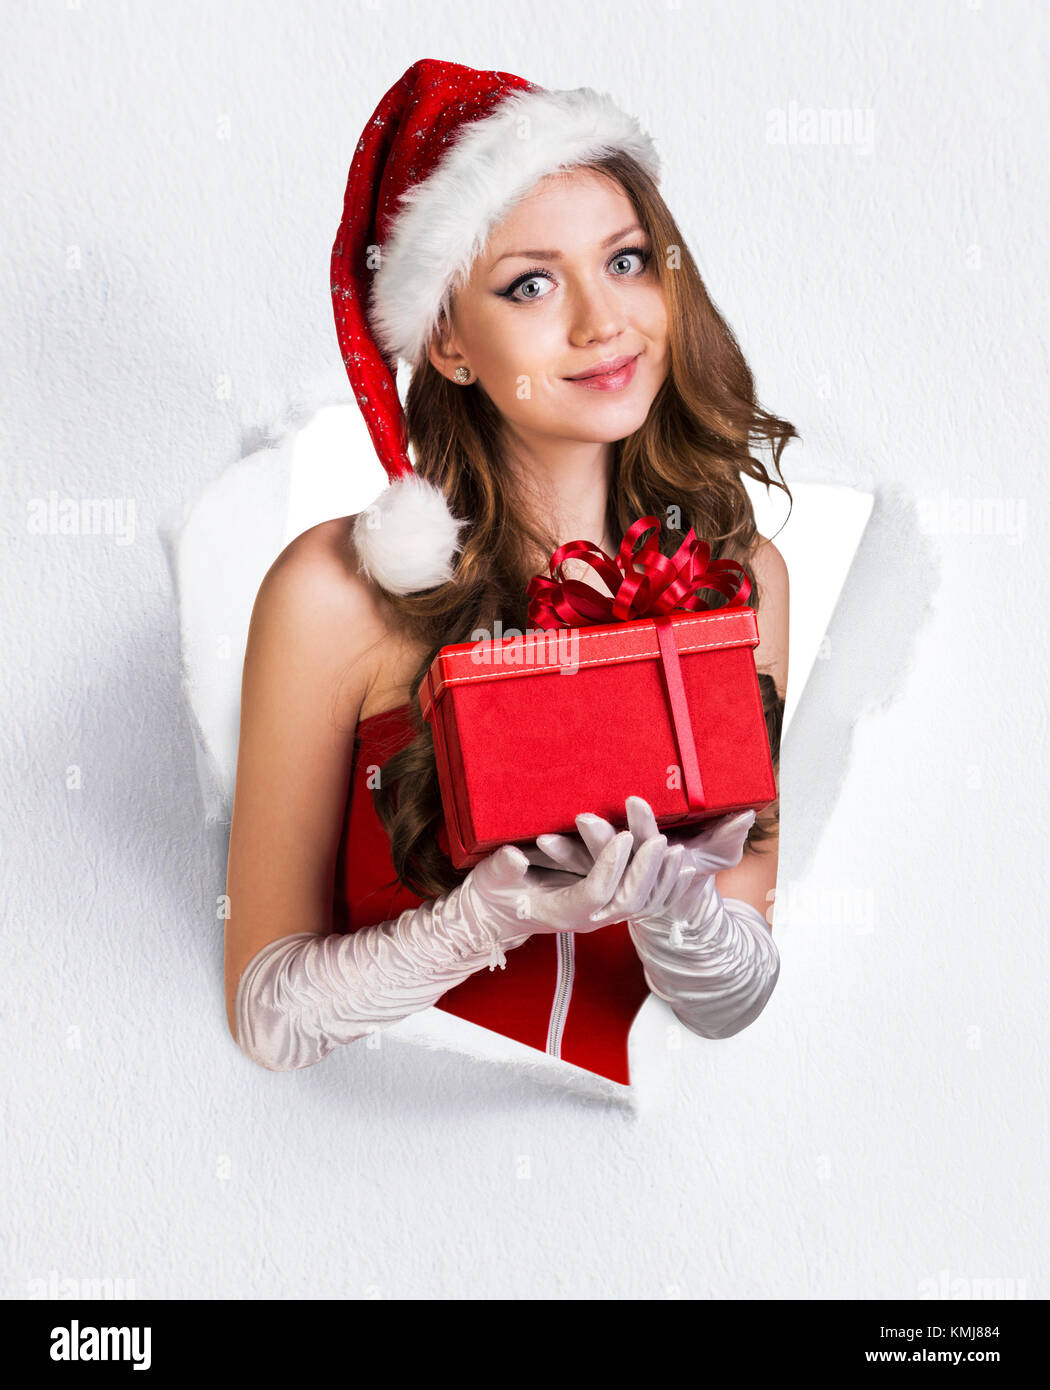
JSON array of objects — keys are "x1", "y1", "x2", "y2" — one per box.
[
  {"x1": 563, "y1": 353, "x2": 641, "y2": 391},
  {"x1": 564, "y1": 353, "x2": 641, "y2": 381}
]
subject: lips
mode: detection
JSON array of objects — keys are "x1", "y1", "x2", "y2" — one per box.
[{"x1": 565, "y1": 352, "x2": 640, "y2": 380}]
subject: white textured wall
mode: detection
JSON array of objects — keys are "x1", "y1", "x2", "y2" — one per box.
[{"x1": 3, "y1": 0, "x2": 1047, "y2": 1300}]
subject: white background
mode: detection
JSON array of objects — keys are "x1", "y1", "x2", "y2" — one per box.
[{"x1": 3, "y1": 0, "x2": 1047, "y2": 1300}]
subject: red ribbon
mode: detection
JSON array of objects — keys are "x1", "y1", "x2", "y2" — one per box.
[
  {"x1": 524, "y1": 515, "x2": 751, "y2": 630},
  {"x1": 524, "y1": 517, "x2": 752, "y2": 814}
]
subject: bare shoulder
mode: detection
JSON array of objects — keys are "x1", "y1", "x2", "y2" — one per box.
[
  {"x1": 750, "y1": 534, "x2": 789, "y2": 703},
  {"x1": 248, "y1": 516, "x2": 428, "y2": 722},
  {"x1": 259, "y1": 516, "x2": 386, "y2": 623},
  {"x1": 751, "y1": 533, "x2": 789, "y2": 591},
  {"x1": 241, "y1": 517, "x2": 388, "y2": 723}
]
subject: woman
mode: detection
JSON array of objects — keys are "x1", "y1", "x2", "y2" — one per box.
[{"x1": 225, "y1": 60, "x2": 793, "y2": 1084}]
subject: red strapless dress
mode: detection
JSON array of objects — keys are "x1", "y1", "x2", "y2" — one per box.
[{"x1": 331, "y1": 703, "x2": 651, "y2": 1085}]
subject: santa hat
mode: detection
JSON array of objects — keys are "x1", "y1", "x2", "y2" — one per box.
[{"x1": 330, "y1": 58, "x2": 661, "y2": 595}]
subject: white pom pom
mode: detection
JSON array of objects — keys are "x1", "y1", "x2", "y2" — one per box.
[{"x1": 352, "y1": 473, "x2": 467, "y2": 595}]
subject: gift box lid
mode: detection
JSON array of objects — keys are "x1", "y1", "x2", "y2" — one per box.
[{"x1": 419, "y1": 607, "x2": 759, "y2": 725}]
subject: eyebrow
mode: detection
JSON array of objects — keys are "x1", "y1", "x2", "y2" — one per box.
[{"x1": 488, "y1": 223, "x2": 647, "y2": 271}]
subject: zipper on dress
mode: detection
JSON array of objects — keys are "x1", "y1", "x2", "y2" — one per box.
[{"x1": 545, "y1": 931, "x2": 576, "y2": 1058}]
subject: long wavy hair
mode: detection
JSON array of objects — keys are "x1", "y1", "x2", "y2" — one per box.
[{"x1": 363, "y1": 151, "x2": 796, "y2": 900}]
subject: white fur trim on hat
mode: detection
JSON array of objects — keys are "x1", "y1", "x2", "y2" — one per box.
[
  {"x1": 370, "y1": 85, "x2": 661, "y2": 367},
  {"x1": 352, "y1": 473, "x2": 468, "y2": 595}
]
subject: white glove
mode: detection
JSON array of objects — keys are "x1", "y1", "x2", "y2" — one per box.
[
  {"x1": 235, "y1": 821, "x2": 680, "y2": 1072},
  {"x1": 532, "y1": 795, "x2": 781, "y2": 1040}
]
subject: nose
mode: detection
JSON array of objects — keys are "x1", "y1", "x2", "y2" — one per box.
[{"x1": 567, "y1": 276, "x2": 629, "y2": 348}]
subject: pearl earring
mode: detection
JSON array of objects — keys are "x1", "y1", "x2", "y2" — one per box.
[{"x1": 453, "y1": 366, "x2": 471, "y2": 383}]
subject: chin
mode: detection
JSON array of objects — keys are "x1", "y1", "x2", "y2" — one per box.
[
  {"x1": 506, "y1": 387, "x2": 657, "y2": 443},
  {"x1": 568, "y1": 400, "x2": 655, "y2": 438}
]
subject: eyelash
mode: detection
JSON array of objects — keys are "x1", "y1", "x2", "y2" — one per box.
[{"x1": 499, "y1": 245, "x2": 652, "y2": 301}]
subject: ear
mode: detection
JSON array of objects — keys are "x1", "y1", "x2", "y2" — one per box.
[{"x1": 425, "y1": 306, "x2": 469, "y2": 383}]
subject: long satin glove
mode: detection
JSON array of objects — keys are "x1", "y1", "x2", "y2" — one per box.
[
  {"x1": 235, "y1": 824, "x2": 673, "y2": 1072},
  {"x1": 532, "y1": 796, "x2": 781, "y2": 1040}
]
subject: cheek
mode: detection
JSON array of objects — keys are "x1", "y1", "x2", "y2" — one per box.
[
  {"x1": 640, "y1": 286, "x2": 669, "y2": 339},
  {"x1": 481, "y1": 316, "x2": 562, "y2": 396}
]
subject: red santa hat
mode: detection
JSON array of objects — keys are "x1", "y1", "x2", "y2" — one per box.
[{"x1": 330, "y1": 57, "x2": 661, "y2": 595}]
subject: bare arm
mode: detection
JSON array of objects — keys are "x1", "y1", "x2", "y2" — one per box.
[
  {"x1": 223, "y1": 518, "x2": 387, "y2": 1040},
  {"x1": 714, "y1": 535, "x2": 789, "y2": 928}
]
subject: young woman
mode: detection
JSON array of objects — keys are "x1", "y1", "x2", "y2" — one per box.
[{"x1": 224, "y1": 60, "x2": 793, "y2": 1086}]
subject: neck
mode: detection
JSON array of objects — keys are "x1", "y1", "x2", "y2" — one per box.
[{"x1": 502, "y1": 431, "x2": 618, "y2": 561}]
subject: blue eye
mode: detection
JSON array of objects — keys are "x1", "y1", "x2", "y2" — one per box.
[
  {"x1": 502, "y1": 270, "x2": 555, "y2": 302},
  {"x1": 609, "y1": 247, "x2": 650, "y2": 276},
  {"x1": 499, "y1": 245, "x2": 651, "y2": 302}
]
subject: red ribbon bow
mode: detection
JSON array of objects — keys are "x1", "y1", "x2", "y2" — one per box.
[{"x1": 525, "y1": 515, "x2": 751, "y2": 630}]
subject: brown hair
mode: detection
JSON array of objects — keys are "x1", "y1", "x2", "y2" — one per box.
[{"x1": 363, "y1": 151, "x2": 795, "y2": 900}]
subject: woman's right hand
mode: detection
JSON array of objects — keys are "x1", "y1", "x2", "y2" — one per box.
[{"x1": 455, "y1": 818, "x2": 683, "y2": 946}]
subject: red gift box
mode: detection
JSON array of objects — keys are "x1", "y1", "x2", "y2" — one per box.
[{"x1": 419, "y1": 517, "x2": 777, "y2": 869}]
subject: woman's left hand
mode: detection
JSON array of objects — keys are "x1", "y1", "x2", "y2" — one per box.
[{"x1": 522, "y1": 796, "x2": 756, "y2": 920}]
